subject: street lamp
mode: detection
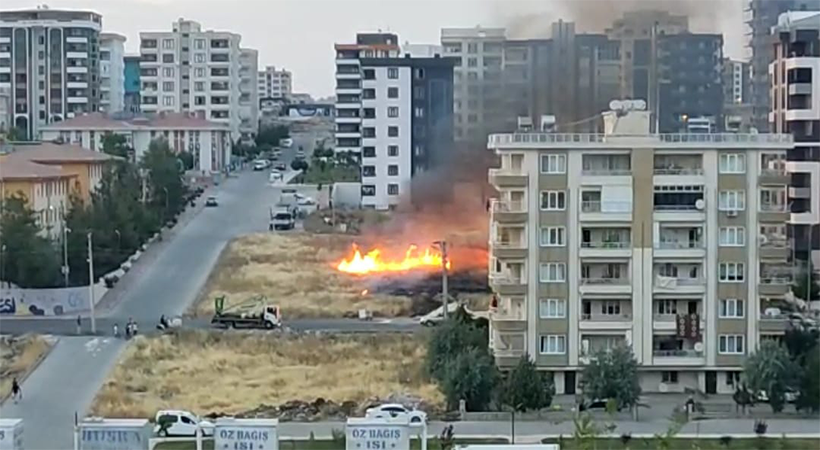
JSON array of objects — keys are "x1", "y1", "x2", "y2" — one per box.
[
  {"x1": 433, "y1": 240, "x2": 449, "y2": 319},
  {"x1": 63, "y1": 226, "x2": 72, "y2": 287},
  {"x1": 86, "y1": 231, "x2": 96, "y2": 334},
  {"x1": 114, "y1": 229, "x2": 121, "y2": 256}
]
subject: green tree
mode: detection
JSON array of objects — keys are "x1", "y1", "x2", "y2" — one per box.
[
  {"x1": 255, "y1": 125, "x2": 289, "y2": 148},
  {"x1": 177, "y1": 151, "x2": 195, "y2": 171},
  {"x1": 425, "y1": 310, "x2": 488, "y2": 381},
  {"x1": 784, "y1": 326, "x2": 819, "y2": 365},
  {"x1": 580, "y1": 345, "x2": 642, "y2": 410},
  {"x1": 744, "y1": 340, "x2": 800, "y2": 413},
  {"x1": 291, "y1": 159, "x2": 309, "y2": 172},
  {"x1": 796, "y1": 346, "x2": 820, "y2": 413},
  {"x1": 439, "y1": 346, "x2": 498, "y2": 411},
  {"x1": 100, "y1": 132, "x2": 131, "y2": 160},
  {"x1": 500, "y1": 355, "x2": 554, "y2": 412},
  {"x1": 142, "y1": 138, "x2": 186, "y2": 222},
  {"x1": 0, "y1": 195, "x2": 62, "y2": 288},
  {"x1": 792, "y1": 263, "x2": 820, "y2": 302}
]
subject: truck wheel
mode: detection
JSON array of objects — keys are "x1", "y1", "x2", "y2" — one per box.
[
  {"x1": 229, "y1": 321, "x2": 236, "y2": 329},
  {"x1": 264, "y1": 321, "x2": 274, "y2": 329}
]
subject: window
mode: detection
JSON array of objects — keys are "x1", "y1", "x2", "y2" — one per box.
[
  {"x1": 387, "y1": 67, "x2": 399, "y2": 79},
  {"x1": 414, "y1": 107, "x2": 424, "y2": 118},
  {"x1": 194, "y1": 81, "x2": 205, "y2": 92},
  {"x1": 414, "y1": 68, "x2": 425, "y2": 79},
  {"x1": 162, "y1": 81, "x2": 174, "y2": 92},
  {"x1": 718, "y1": 190, "x2": 745, "y2": 211},
  {"x1": 362, "y1": 165, "x2": 376, "y2": 177},
  {"x1": 362, "y1": 147, "x2": 376, "y2": 158},
  {"x1": 540, "y1": 154, "x2": 566, "y2": 174},
  {"x1": 361, "y1": 185, "x2": 375, "y2": 197},
  {"x1": 725, "y1": 371, "x2": 741, "y2": 386},
  {"x1": 539, "y1": 299, "x2": 566, "y2": 318},
  {"x1": 162, "y1": 96, "x2": 174, "y2": 106},
  {"x1": 162, "y1": 38, "x2": 174, "y2": 49},
  {"x1": 539, "y1": 227, "x2": 566, "y2": 247},
  {"x1": 539, "y1": 335, "x2": 566, "y2": 354},
  {"x1": 719, "y1": 153, "x2": 746, "y2": 173},
  {"x1": 718, "y1": 335, "x2": 745, "y2": 354},
  {"x1": 540, "y1": 191, "x2": 566, "y2": 211},
  {"x1": 387, "y1": 145, "x2": 398, "y2": 157},
  {"x1": 467, "y1": 43, "x2": 478, "y2": 53},
  {"x1": 760, "y1": 188, "x2": 787, "y2": 212},
  {"x1": 194, "y1": 39, "x2": 206, "y2": 50},
  {"x1": 657, "y1": 300, "x2": 677, "y2": 315},
  {"x1": 387, "y1": 106, "x2": 399, "y2": 118},
  {"x1": 387, "y1": 87, "x2": 399, "y2": 98},
  {"x1": 162, "y1": 53, "x2": 174, "y2": 63},
  {"x1": 662, "y1": 371, "x2": 679, "y2": 384},
  {"x1": 195, "y1": 67, "x2": 205, "y2": 78},
  {"x1": 388, "y1": 126, "x2": 399, "y2": 137},
  {"x1": 719, "y1": 227, "x2": 745, "y2": 246},
  {"x1": 720, "y1": 299, "x2": 744, "y2": 318},
  {"x1": 387, "y1": 184, "x2": 399, "y2": 196},
  {"x1": 162, "y1": 67, "x2": 175, "y2": 77},
  {"x1": 194, "y1": 53, "x2": 205, "y2": 63},
  {"x1": 362, "y1": 88, "x2": 376, "y2": 99},
  {"x1": 719, "y1": 262, "x2": 745, "y2": 282},
  {"x1": 388, "y1": 165, "x2": 398, "y2": 176},
  {"x1": 467, "y1": 57, "x2": 478, "y2": 67},
  {"x1": 363, "y1": 69, "x2": 375, "y2": 80},
  {"x1": 539, "y1": 263, "x2": 566, "y2": 283},
  {"x1": 362, "y1": 127, "x2": 376, "y2": 138}
]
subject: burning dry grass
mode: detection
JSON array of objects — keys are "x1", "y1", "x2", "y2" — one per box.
[
  {"x1": 193, "y1": 233, "x2": 411, "y2": 319},
  {"x1": 0, "y1": 334, "x2": 51, "y2": 399},
  {"x1": 90, "y1": 330, "x2": 440, "y2": 418}
]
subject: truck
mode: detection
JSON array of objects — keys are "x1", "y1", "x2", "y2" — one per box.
[
  {"x1": 211, "y1": 295, "x2": 282, "y2": 329},
  {"x1": 269, "y1": 205, "x2": 295, "y2": 230}
]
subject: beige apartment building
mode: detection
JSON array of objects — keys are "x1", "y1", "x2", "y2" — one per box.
[{"x1": 487, "y1": 106, "x2": 795, "y2": 395}]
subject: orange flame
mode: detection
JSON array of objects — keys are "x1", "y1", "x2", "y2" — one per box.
[{"x1": 337, "y1": 245, "x2": 451, "y2": 275}]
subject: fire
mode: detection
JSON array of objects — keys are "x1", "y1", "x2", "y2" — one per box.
[{"x1": 337, "y1": 245, "x2": 451, "y2": 275}]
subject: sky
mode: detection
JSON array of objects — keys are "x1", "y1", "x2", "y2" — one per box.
[{"x1": 3, "y1": 0, "x2": 748, "y2": 97}]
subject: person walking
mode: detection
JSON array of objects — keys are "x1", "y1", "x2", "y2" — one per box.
[
  {"x1": 113, "y1": 323, "x2": 120, "y2": 338},
  {"x1": 76, "y1": 315, "x2": 82, "y2": 335},
  {"x1": 11, "y1": 377, "x2": 21, "y2": 403}
]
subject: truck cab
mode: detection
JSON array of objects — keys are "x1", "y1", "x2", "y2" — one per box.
[{"x1": 270, "y1": 206, "x2": 295, "y2": 231}]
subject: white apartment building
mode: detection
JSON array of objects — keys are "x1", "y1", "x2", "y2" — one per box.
[
  {"x1": 0, "y1": 85, "x2": 10, "y2": 132},
  {"x1": 100, "y1": 33, "x2": 126, "y2": 113},
  {"x1": 239, "y1": 48, "x2": 259, "y2": 141},
  {"x1": 0, "y1": 7, "x2": 103, "y2": 139},
  {"x1": 40, "y1": 111, "x2": 231, "y2": 173},
  {"x1": 257, "y1": 65, "x2": 292, "y2": 99},
  {"x1": 139, "y1": 19, "x2": 244, "y2": 141},
  {"x1": 770, "y1": 11, "x2": 820, "y2": 268},
  {"x1": 487, "y1": 105, "x2": 795, "y2": 395}
]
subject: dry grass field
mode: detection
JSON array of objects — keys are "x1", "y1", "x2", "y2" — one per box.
[
  {"x1": 90, "y1": 330, "x2": 440, "y2": 418},
  {"x1": 0, "y1": 335, "x2": 51, "y2": 398},
  {"x1": 192, "y1": 233, "x2": 412, "y2": 319}
]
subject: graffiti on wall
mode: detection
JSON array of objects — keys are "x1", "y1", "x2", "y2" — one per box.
[{"x1": 0, "y1": 284, "x2": 107, "y2": 316}]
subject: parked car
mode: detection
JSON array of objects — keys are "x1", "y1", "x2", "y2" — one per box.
[
  {"x1": 365, "y1": 404, "x2": 427, "y2": 424},
  {"x1": 154, "y1": 410, "x2": 214, "y2": 437},
  {"x1": 275, "y1": 163, "x2": 287, "y2": 171},
  {"x1": 280, "y1": 138, "x2": 293, "y2": 148},
  {"x1": 757, "y1": 390, "x2": 799, "y2": 403},
  {"x1": 253, "y1": 159, "x2": 269, "y2": 171},
  {"x1": 205, "y1": 196, "x2": 218, "y2": 207}
]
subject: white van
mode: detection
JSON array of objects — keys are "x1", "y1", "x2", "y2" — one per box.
[{"x1": 154, "y1": 410, "x2": 214, "y2": 437}]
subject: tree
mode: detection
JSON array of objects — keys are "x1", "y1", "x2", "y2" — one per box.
[
  {"x1": 177, "y1": 151, "x2": 195, "y2": 171},
  {"x1": 100, "y1": 133, "x2": 131, "y2": 160},
  {"x1": 783, "y1": 326, "x2": 819, "y2": 365},
  {"x1": 291, "y1": 159, "x2": 309, "y2": 172},
  {"x1": 255, "y1": 125, "x2": 289, "y2": 148},
  {"x1": 0, "y1": 195, "x2": 62, "y2": 288},
  {"x1": 744, "y1": 340, "x2": 800, "y2": 413},
  {"x1": 792, "y1": 263, "x2": 820, "y2": 302},
  {"x1": 425, "y1": 310, "x2": 488, "y2": 381},
  {"x1": 796, "y1": 345, "x2": 820, "y2": 413},
  {"x1": 439, "y1": 346, "x2": 498, "y2": 411},
  {"x1": 500, "y1": 355, "x2": 554, "y2": 412},
  {"x1": 580, "y1": 345, "x2": 641, "y2": 410},
  {"x1": 141, "y1": 139, "x2": 186, "y2": 222}
]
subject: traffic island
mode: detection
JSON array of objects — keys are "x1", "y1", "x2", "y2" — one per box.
[
  {"x1": 89, "y1": 330, "x2": 442, "y2": 419},
  {"x1": 0, "y1": 334, "x2": 53, "y2": 403}
]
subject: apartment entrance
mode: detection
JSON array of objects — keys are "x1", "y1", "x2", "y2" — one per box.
[
  {"x1": 706, "y1": 372, "x2": 717, "y2": 394},
  {"x1": 565, "y1": 371, "x2": 576, "y2": 395}
]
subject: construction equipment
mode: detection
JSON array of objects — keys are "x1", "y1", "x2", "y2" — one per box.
[{"x1": 211, "y1": 295, "x2": 282, "y2": 329}]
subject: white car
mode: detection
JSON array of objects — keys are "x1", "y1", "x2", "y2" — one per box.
[
  {"x1": 365, "y1": 404, "x2": 427, "y2": 424},
  {"x1": 253, "y1": 160, "x2": 269, "y2": 171},
  {"x1": 154, "y1": 410, "x2": 214, "y2": 437},
  {"x1": 280, "y1": 138, "x2": 293, "y2": 148}
]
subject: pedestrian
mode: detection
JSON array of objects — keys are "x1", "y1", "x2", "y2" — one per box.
[
  {"x1": 113, "y1": 323, "x2": 120, "y2": 338},
  {"x1": 76, "y1": 315, "x2": 82, "y2": 335},
  {"x1": 11, "y1": 377, "x2": 21, "y2": 403}
]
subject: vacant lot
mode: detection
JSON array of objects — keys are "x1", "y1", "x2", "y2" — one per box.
[
  {"x1": 192, "y1": 233, "x2": 411, "y2": 319},
  {"x1": 0, "y1": 334, "x2": 51, "y2": 399},
  {"x1": 90, "y1": 330, "x2": 440, "y2": 418}
]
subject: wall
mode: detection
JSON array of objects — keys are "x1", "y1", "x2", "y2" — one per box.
[{"x1": 0, "y1": 283, "x2": 107, "y2": 316}]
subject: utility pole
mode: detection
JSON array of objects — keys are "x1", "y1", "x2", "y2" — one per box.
[
  {"x1": 87, "y1": 231, "x2": 96, "y2": 334},
  {"x1": 435, "y1": 240, "x2": 449, "y2": 319},
  {"x1": 63, "y1": 225, "x2": 71, "y2": 287}
]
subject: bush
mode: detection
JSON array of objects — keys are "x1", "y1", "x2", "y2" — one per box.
[
  {"x1": 440, "y1": 347, "x2": 498, "y2": 411},
  {"x1": 500, "y1": 355, "x2": 554, "y2": 411}
]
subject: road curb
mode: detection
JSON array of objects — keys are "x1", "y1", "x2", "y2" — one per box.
[{"x1": 0, "y1": 334, "x2": 58, "y2": 405}]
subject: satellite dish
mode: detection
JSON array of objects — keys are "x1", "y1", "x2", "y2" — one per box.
[
  {"x1": 695, "y1": 199, "x2": 705, "y2": 210},
  {"x1": 609, "y1": 100, "x2": 623, "y2": 111},
  {"x1": 633, "y1": 100, "x2": 647, "y2": 111},
  {"x1": 659, "y1": 383, "x2": 668, "y2": 393},
  {"x1": 694, "y1": 342, "x2": 704, "y2": 352}
]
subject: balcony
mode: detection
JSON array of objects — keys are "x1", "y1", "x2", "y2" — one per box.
[
  {"x1": 581, "y1": 154, "x2": 631, "y2": 177},
  {"x1": 759, "y1": 265, "x2": 792, "y2": 296},
  {"x1": 654, "y1": 227, "x2": 705, "y2": 259},
  {"x1": 491, "y1": 331, "x2": 526, "y2": 367},
  {"x1": 579, "y1": 198, "x2": 633, "y2": 222},
  {"x1": 653, "y1": 311, "x2": 704, "y2": 331},
  {"x1": 759, "y1": 298, "x2": 794, "y2": 332},
  {"x1": 653, "y1": 154, "x2": 704, "y2": 178},
  {"x1": 580, "y1": 264, "x2": 631, "y2": 295},
  {"x1": 654, "y1": 271, "x2": 706, "y2": 294},
  {"x1": 489, "y1": 167, "x2": 527, "y2": 188},
  {"x1": 491, "y1": 227, "x2": 527, "y2": 259},
  {"x1": 490, "y1": 298, "x2": 526, "y2": 332},
  {"x1": 652, "y1": 349, "x2": 705, "y2": 365},
  {"x1": 579, "y1": 335, "x2": 628, "y2": 364},
  {"x1": 489, "y1": 272, "x2": 526, "y2": 296},
  {"x1": 491, "y1": 199, "x2": 527, "y2": 224},
  {"x1": 580, "y1": 228, "x2": 631, "y2": 258},
  {"x1": 580, "y1": 301, "x2": 632, "y2": 330}
]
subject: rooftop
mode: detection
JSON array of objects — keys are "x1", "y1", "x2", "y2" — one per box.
[
  {"x1": 6, "y1": 142, "x2": 115, "y2": 164},
  {"x1": 41, "y1": 112, "x2": 230, "y2": 131},
  {"x1": 0, "y1": 155, "x2": 73, "y2": 181},
  {"x1": 488, "y1": 132, "x2": 794, "y2": 150}
]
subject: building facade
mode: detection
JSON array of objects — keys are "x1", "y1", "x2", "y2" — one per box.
[
  {"x1": 100, "y1": 33, "x2": 125, "y2": 113},
  {"x1": 40, "y1": 111, "x2": 231, "y2": 172},
  {"x1": 487, "y1": 106, "x2": 794, "y2": 394},
  {"x1": 239, "y1": 48, "x2": 259, "y2": 141},
  {"x1": 123, "y1": 54, "x2": 141, "y2": 112},
  {"x1": 139, "y1": 18, "x2": 244, "y2": 141},
  {"x1": 0, "y1": 8, "x2": 102, "y2": 139},
  {"x1": 0, "y1": 85, "x2": 10, "y2": 132},
  {"x1": 257, "y1": 65, "x2": 292, "y2": 99},
  {"x1": 770, "y1": 11, "x2": 820, "y2": 268},
  {"x1": 723, "y1": 59, "x2": 751, "y2": 106}
]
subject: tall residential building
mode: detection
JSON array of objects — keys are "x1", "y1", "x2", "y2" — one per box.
[
  {"x1": 440, "y1": 26, "x2": 506, "y2": 146},
  {"x1": 0, "y1": 8, "x2": 103, "y2": 139},
  {"x1": 770, "y1": 11, "x2": 820, "y2": 268},
  {"x1": 487, "y1": 104, "x2": 794, "y2": 394},
  {"x1": 748, "y1": 0, "x2": 818, "y2": 132},
  {"x1": 239, "y1": 48, "x2": 259, "y2": 141},
  {"x1": 123, "y1": 54, "x2": 141, "y2": 112},
  {"x1": 100, "y1": 33, "x2": 125, "y2": 113},
  {"x1": 257, "y1": 66, "x2": 292, "y2": 99},
  {"x1": 0, "y1": 85, "x2": 10, "y2": 132},
  {"x1": 139, "y1": 18, "x2": 243, "y2": 141},
  {"x1": 722, "y1": 59, "x2": 751, "y2": 105}
]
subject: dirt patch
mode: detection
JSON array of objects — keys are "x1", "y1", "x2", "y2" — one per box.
[
  {"x1": 192, "y1": 233, "x2": 413, "y2": 319},
  {"x1": 90, "y1": 330, "x2": 441, "y2": 419},
  {"x1": 0, "y1": 334, "x2": 52, "y2": 399}
]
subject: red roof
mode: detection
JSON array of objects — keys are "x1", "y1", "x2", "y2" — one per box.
[
  {"x1": 42, "y1": 112, "x2": 230, "y2": 131},
  {"x1": 0, "y1": 155, "x2": 72, "y2": 181},
  {"x1": 7, "y1": 142, "x2": 115, "y2": 164}
]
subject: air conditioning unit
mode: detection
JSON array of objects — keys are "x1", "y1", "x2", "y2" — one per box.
[{"x1": 726, "y1": 210, "x2": 738, "y2": 217}]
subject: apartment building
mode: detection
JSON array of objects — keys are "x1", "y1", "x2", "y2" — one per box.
[
  {"x1": 100, "y1": 33, "x2": 125, "y2": 113},
  {"x1": 770, "y1": 11, "x2": 820, "y2": 268},
  {"x1": 0, "y1": 7, "x2": 102, "y2": 139},
  {"x1": 238, "y1": 48, "x2": 259, "y2": 141},
  {"x1": 440, "y1": 26, "x2": 506, "y2": 146},
  {"x1": 487, "y1": 104, "x2": 794, "y2": 395},
  {"x1": 257, "y1": 66, "x2": 292, "y2": 99},
  {"x1": 0, "y1": 85, "x2": 9, "y2": 132},
  {"x1": 722, "y1": 59, "x2": 751, "y2": 105},
  {"x1": 139, "y1": 18, "x2": 245, "y2": 141},
  {"x1": 123, "y1": 55, "x2": 141, "y2": 113}
]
